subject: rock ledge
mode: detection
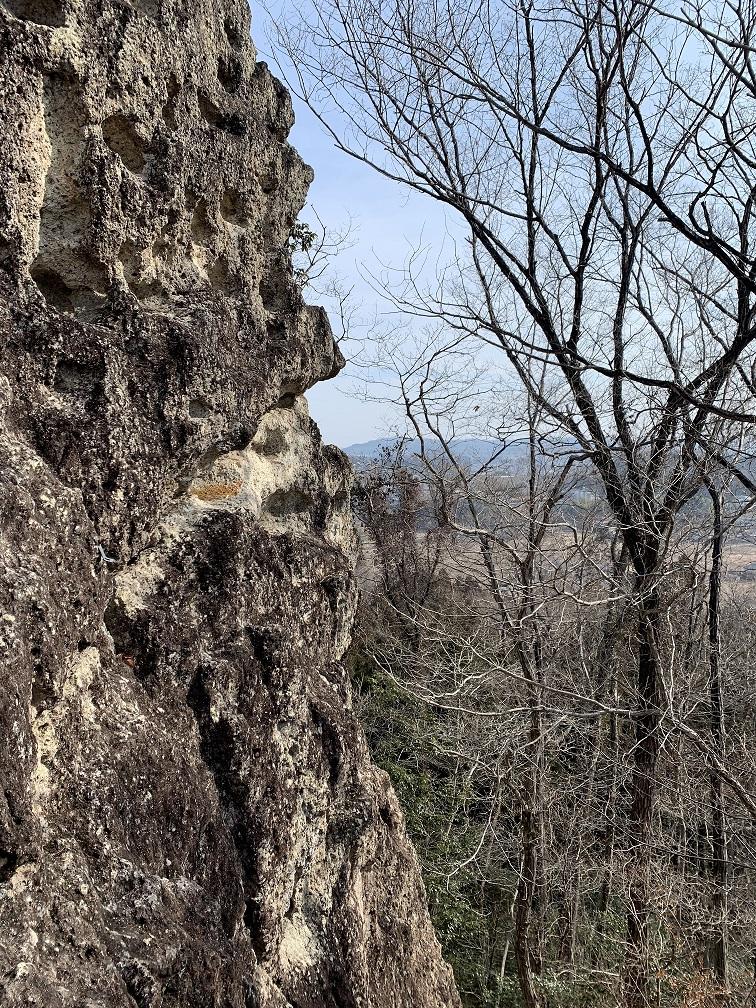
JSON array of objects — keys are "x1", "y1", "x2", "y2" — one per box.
[{"x1": 0, "y1": 1, "x2": 459, "y2": 1004}]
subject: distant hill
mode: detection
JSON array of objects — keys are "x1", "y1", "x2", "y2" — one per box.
[
  {"x1": 344, "y1": 436, "x2": 512, "y2": 467},
  {"x1": 344, "y1": 435, "x2": 583, "y2": 468},
  {"x1": 342, "y1": 431, "x2": 540, "y2": 465}
]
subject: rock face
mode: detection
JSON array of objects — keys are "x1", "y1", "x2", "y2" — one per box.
[{"x1": 0, "y1": 1, "x2": 460, "y2": 1005}]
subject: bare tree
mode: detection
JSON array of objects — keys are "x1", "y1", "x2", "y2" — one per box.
[{"x1": 271, "y1": 1, "x2": 756, "y2": 1003}]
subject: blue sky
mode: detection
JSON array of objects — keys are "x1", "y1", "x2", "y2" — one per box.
[{"x1": 254, "y1": 4, "x2": 452, "y2": 448}]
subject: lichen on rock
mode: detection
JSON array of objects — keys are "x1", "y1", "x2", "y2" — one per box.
[{"x1": 0, "y1": 0, "x2": 460, "y2": 1004}]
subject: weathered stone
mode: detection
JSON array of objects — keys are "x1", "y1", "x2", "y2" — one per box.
[{"x1": 0, "y1": 1, "x2": 460, "y2": 1005}]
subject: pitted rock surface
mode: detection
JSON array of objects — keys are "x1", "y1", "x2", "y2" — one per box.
[{"x1": 0, "y1": 1, "x2": 460, "y2": 1005}]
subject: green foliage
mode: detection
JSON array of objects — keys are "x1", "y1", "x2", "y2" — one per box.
[
  {"x1": 288, "y1": 220, "x2": 319, "y2": 288},
  {"x1": 351, "y1": 651, "x2": 631, "y2": 1008},
  {"x1": 289, "y1": 220, "x2": 317, "y2": 255},
  {"x1": 351, "y1": 648, "x2": 513, "y2": 1007}
]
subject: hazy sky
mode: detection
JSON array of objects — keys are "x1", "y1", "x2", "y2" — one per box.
[{"x1": 254, "y1": 4, "x2": 452, "y2": 448}]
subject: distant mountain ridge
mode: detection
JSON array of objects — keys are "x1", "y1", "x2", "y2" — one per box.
[
  {"x1": 344, "y1": 436, "x2": 509, "y2": 466},
  {"x1": 343, "y1": 435, "x2": 586, "y2": 467}
]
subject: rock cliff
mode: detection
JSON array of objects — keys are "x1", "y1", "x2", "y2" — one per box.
[{"x1": 0, "y1": 1, "x2": 460, "y2": 1004}]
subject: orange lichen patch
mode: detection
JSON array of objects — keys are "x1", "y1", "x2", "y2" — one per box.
[{"x1": 191, "y1": 480, "x2": 243, "y2": 502}]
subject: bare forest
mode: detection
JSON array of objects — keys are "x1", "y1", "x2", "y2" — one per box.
[{"x1": 274, "y1": 0, "x2": 756, "y2": 1004}]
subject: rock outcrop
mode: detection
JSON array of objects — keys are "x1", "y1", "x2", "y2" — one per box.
[{"x1": 0, "y1": 1, "x2": 460, "y2": 1005}]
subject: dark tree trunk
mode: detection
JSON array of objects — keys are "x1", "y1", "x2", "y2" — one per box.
[
  {"x1": 706, "y1": 485, "x2": 729, "y2": 1000},
  {"x1": 625, "y1": 585, "x2": 661, "y2": 1008}
]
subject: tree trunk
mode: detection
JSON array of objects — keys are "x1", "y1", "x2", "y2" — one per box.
[
  {"x1": 625, "y1": 585, "x2": 661, "y2": 1008},
  {"x1": 515, "y1": 806, "x2": 542, "y2": 1008},
  {"x1": 707, "y1": 485, "x2": 729, "y2": 1000},
  {"x1": 515, "y1": 622, "x2": 545, "y2": 1007}
]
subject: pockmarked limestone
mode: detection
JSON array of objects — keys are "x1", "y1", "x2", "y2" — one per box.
[{"x1": 0, "y1": 0, "x2": 461, "y2": 1004}]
